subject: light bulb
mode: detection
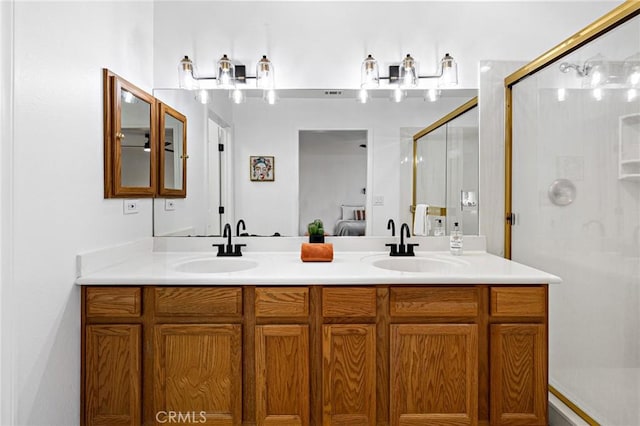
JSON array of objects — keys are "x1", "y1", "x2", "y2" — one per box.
[
  {"x1": 216, "y1": 54, "x2": 235, "y2": 89},
  {"x1": 627, "y1": 88, "x2": 637, "y2": 102},
  {"x1": 121, "y1": 90, "x2": 135, "y2": 104},
  {"x1": 399, "y1": 54, "x2": 418, "y2": 88},
  {"x1": 256, "y1": 55, "x2": 275, "y2": 90},
  {"x1": 439, "y1": 53, "x2": 458, "y2": 88},
  {"x1": 178, "y1": 56, "x2": 197, "y2": 90},
  {"x1": 361, "y1": 55, "x2": 379, "y2": 89}
]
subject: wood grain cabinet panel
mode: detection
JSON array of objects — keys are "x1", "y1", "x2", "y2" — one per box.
[
  {"x1": 255, "y1": 287, "x2": 309, "y2": 317},
  {"x1": 390, "y1": 287, "x2": 479, "y2": 317},
  {"x1": 154, "y1": 324, "x2": 242, "y2": 426},
  {"x1": 390, "y1": 324, "x2": 478, "y2": 426},
  {"x1": 86, "y1": 287, "x2": 141, "y2": 317},
  {"x1": 490, "y1": 287, "x2": 546, "y2": 317},
  {"x1": 154, "y1": 287, "x2": 242, "y2": 316},
  {"x1": 322, "y1": 288, "x2": 377, "y2": 317},
  {"x1": 490, "y1": 324, "x2": 547, "y2": 426},
  {"x1": 322, "y1": 324, "x2": 376, "y2": 426},
  {"x1": 255, "y1": 325, "x2": 310, "y2": 426},
  {"x1": 85, "y1": 325, "x2": 141, "y2": 426}
]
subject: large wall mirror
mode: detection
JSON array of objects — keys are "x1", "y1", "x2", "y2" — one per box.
[
  {"x1": 413, "y1": 97, "x2": 479, "y2": 236},
  {"x1": 152, "y1": 88, "x2": 477, "y2": 237}
]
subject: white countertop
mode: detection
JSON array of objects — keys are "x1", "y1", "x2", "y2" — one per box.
[{"x1": 75, "y1": 249, "x2": 561, "y2": 286}]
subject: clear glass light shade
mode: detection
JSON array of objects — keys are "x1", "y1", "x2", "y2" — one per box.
[
  {"x1": 121, "y1": 90, "x2": 135, "y2": 104},
  {"x1": 361, "y1": 54, "x2": 380, "y2": 88},
  {"x1": 400, "y1": 54, "x2": 418, "y2": 88},
  {"x1": 178, "y1": 56, "x2": 198, "y2": 90},
  {"x1": 256, "y1": 55, "x2": 275, "y2": 90},
  {"x1": 438, "y1": 53, "x2": 458, "y2": 88},
  {"x1": 217, "y1": 54, "x2": 235, "y2": 89},
  {"x1": 623, "y1": 53, "x2": 640, "y2": 87}
]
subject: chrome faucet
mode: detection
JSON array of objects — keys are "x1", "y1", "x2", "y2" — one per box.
[
  {"x1": 386, "y1": 223, "x2": 419, "y2": 256},
  {"x1": 213, "y1": 223, "x2": 246, "y2": 256}
]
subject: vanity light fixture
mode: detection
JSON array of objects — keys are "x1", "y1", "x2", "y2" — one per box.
[
  {"x1": 359, "y1": 52, "x2": 458, "y2": 103},
  {"x1": 178, "y1": 54, "x2": 277, "y2": 103},
  {"x1": 360, "y1": 52, "x2": 458, "y2": 89},
  {"x1": 560, "y1": 52, "x2": 640, "y2": 90}
]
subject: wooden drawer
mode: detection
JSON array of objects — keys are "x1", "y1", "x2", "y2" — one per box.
[
  {"x1": 390, "y1": 287, "x2": 479, "y2": 317},
  {"x1": 491, "y1": 287, "x2": 546, "y2": 317},
  {"x1": 322, "y1": 287, "x2": 377, "y2": 317},
  {"x1": 86, "y1": 287, "x2": 141, "y2": 317},
  {"x1": 155, "y1": 287, "x2": 242, "y2": 316},
  {"x1": 255, "y1": 287, "x2": 309, "y2": 317}
]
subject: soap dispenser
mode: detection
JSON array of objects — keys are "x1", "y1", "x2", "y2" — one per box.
[
  {"x1": 433, "y1": 219, "x2": 445, "y2": 237},
  {"x1": 450, "y1": 222, "x2": 463, "y2": 255}
]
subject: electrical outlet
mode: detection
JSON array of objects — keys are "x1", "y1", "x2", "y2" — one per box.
[
  {"x1": 373, "y1": 195, "x2": 384, "y2": 206},
  {"x1": 165, "y1": 199, "x2": 176, "y2": 211},
  {"x1": 123, "y1": 200, "x2": 139, "y2": 214}
]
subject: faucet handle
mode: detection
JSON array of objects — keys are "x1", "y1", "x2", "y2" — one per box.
[
  {"x1": 233, "y1": 243, "x2": 246, "y2": 256},
  {"x1": 212, "y1": 243, "x2": 225, "y2": 256},
  {"x1": 407, "y1": 243, "x2": 419, "y2": 256},
  {"x1": 385, "y1": 243, "x2": 398, "y2": 256}
]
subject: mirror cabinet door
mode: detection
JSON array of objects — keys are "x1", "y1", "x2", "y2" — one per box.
[
  {"x1": 158, "y1": 103, "x2": 187, "y2": 197},
  {"x1": 104, "y1": 69, "x2": 157, "y2": 198}
]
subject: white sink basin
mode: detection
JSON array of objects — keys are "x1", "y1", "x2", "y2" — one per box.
[
  {"x1": 174, "y1": 258, "x2": 258, "y2": 274},
  {"x1": 370, "y1": 255, "x2": 468, "y2": 273}
]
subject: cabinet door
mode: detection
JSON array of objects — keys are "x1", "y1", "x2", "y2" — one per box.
[
  {"x1": 390, "y1": 324, "x2": 478, "y2": 426},
  {"x1": 154, "y1": 324, "x2": 242, "y2": 426},
  {"x1": 322, "y1": 324, "x2": 376, "y2": 426},
  {"x1": 490, "y1": 324, "x2": 546, "y2": 426},
  {"x1": 255, "y1": 325, "x2": 309, "y2": 426},
  {"x1": 85, "y1": 325, "x2": 141, "y2": 426}
]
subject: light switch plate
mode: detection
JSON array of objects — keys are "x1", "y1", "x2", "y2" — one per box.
[
  {"x1": 123, "y1": 200, "x2": 139, "y2": 214},
  {"x1": 165, "y1": 199, "x2": 176, "y2": 211}
]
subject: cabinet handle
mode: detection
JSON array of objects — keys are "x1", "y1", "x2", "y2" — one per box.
[
  {"x1": 181, "y1": 154, "x2": 189, "y2": 159},
  {"x1": 116, "y1": 132, "x2": 125, "y2": 139}
]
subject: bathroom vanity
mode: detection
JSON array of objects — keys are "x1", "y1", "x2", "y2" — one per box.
[{"x1": 77, "y1": 247, "x2": 558, "y2": 426}]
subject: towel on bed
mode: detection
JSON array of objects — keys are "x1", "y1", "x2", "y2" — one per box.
[
  {"x1": 413, "y1": 204, "x2": 430, "y2": 236},
  {"x1": 301, "y1": 243, "x2": 334, "y2": 262}
]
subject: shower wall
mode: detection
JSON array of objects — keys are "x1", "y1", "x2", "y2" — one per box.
[{"x1": 511, "y1": 14, "x2": 640, "y2": 426}]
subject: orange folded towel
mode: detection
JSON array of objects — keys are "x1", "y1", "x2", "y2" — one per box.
[{"x1": 300, "y1": 243, "x2": 334, "y2": 262}]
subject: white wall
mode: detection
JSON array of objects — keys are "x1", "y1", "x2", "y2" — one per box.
[
  {"x1": 153, "y1": 1, "x2": 618, "y2": 90},
  {"x1": 5, "y1": 2, "x2": 154, "y2": 424}
]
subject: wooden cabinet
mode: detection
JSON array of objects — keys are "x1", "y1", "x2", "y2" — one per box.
[
  {"x1": 154, "y1": 324, "x2": 242, "y2": 425},
  {"x1": 81, "y1": 284, "x2": 548, "y2": 426},
  {"x1": 85, "y1": 325, "x2": 141, "y2": 426},
  {"x1": 390, "y1": 324, "x2": 478, "y2": 426},
  {"x1": 255, "y1": 325, "x2": 310, "y2": 426}
]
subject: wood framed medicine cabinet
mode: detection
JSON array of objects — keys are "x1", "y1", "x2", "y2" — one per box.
[
  {"x1": 103, "y1": 69, "x2": 187, "y2": 198},
  {"x1": 158, "y1": 103, "x2": 187, "y2": 197}
]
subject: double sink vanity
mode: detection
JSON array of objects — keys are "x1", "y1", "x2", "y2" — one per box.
[{"x1": 77, "y1": 236, "x2": 559, "y2": 426}]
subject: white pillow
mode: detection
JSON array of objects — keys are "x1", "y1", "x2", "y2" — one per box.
[{"x1": 341, "y1": 205, "x2": 364, "y2": 220}]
